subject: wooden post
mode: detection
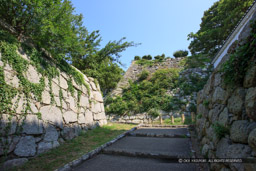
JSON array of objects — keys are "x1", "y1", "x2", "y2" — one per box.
[
  {"x1": 191, "y1": 112, "x2": 195, "y2": 123},
  {"x1": 181, "y1": 114, "x2": 185, "y2": 124},
  {"x1": 159, "y1": 115, "x2": 163, "y2": 125},
  {"x1": 171, "y1": 115, "x2": 174, "y2": 124}
]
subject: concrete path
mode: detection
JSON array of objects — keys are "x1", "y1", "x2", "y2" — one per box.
[{"x1": 73, "y1": 126, "x2": 197, "y2": 171}]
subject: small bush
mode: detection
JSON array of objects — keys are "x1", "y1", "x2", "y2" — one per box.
[
  {"x1": 173, "y1": 50, "x2": 188, "y2": 58},
  {"x1": 138, "y1": 70, "x2": 149, "y2": 81},
  {"x1": 134, "y1": 56, "x2": 141, "y2": 60},
  {"x1": 212, "y1": 122, "x2": 229, "y2": 139},
  {"x1": 148, "y1": 108, "x2": 160, "y2": 118},
  {"x1": 203, "y1": 100, "x2": 209, "y2": 107},
  {"x1": 142, "y1": 55, "x2": 152, "y2": 60},
  {"x1": 196, "y1": 113, "x2": 202, "y2": 119},
  {"x1": 154, "y1": 55, "x2": 165, "y2": 61}
]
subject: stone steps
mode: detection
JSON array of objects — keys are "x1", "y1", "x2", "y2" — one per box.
[
  {"x1": 128, "y1": 132, "x2": 189, "y2": 138},
  {"x1": 73, "y1": 154, "x2": 196, "y2": 171},
  {"x1": 72, "y1": 126, "x2": 197, "y2": 171}
]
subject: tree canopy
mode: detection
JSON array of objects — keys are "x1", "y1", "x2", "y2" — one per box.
[
  {"x1": 0, "y1": 0, "x2": 136, "y2": 95},
  {"x1": 188, "y1": 0, "x2": 254, "y2": 58}
]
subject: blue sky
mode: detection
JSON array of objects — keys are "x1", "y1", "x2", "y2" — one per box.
[{"x1": 71, "y1": 0, "x2": 218, "y2": 70}]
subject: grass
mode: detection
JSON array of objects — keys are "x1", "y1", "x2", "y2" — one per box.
[
  {"x1": 152, "y1": 116, "x2": 194, "y2": 125},
  {"x1": 13, "y1": 123, "x2": 135, "y2": 171}
]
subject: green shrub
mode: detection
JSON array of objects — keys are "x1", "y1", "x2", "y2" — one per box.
[
  {"x1": 196, "y1": 113, "x2": 202, "y2": 119},
  {"x1": 134, "y1": 56, "x2": 141, "y2": 60},
  {"x1": 212, "y1": 122, "x2": 229, "y2": 139},
  {"x1": 221, "y1": 20, "x2": 256, "y2": 86},
  {"x1": 203, "y1": 100, "x2": 209, "y2": 107},
  {"x1": 106, "y1": 68, "x2": 181, "y2": 115},
  {"x1": 148, "y1": 108, "x2": 160, "y2": 118},
  {"x1": 142, "y1": 55, "x2": 152, "y2": 60},
  {"x1": 173, "y1": 50, "x2": 188, "y2": 58},
  {"x1": 138, "y1": 70, "x2": 149, "y2": 81}
]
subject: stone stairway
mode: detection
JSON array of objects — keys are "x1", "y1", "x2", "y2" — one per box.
[{"x1": 73, "y1": 126, "x2": 197, "y2": 171}]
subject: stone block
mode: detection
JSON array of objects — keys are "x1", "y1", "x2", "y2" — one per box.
[
  {"x1": 38, "y1": 141, "x2": 59, "y2": 154},
  {"x1": 80, "y1": 95, "x2": 89, "y2": 108},
  {"x1": 93, "y1": 91, "x2": 103, "y2": 102},
  {"x1": 218, "y1": 108, "x2": 229, "y2": 126},
  {"x1": 54, "y1": 96, "x2": 61, "y2": 107},
  {"x1": 209, "y1": 104, "x2": 225, "y2": 124},
  {"x1": 60, "y1": 75, "x2": 68, "y2": 89},
  {"x1": 4, "y1": 70, "x2": 19, "y2": 88},
  {"x1": 61, "y1": 127, "x2": 76, "y2": 140},
  {"x1": 197, "y1": 103, "x2": 209, "y2": 118},
  {"x1": 63, "y1": 111, "x2": 77, "y2": 123},
  {"x1": 3, "y1": 158, "x2": 28, "y2": 170},
  {"x1": 214, "y1": 72, "x2": 222, "y2": 87},
  {"x1": 244, "y1": 66, "x2": 256, "y2": 88},
  {"x1": 226, "y1": 144, "x2": 252, "y2": 158},
  {"x1": 30, "y1": 103, "x2": 38, "y2": 113},
  {"x1": 68, "y1": 96, "x2": 78, "y2": 113},
  {"x1": 91, "y1": 102, "x2": 102, "y2": 114},
  {"x1": 216, "y1": 138, "x2": 231, "y2": 158},
  {"x1": 212, "y1": 87, "x2": 228, "y2": 104},
  {"x1": 22, "y1": 114, "x2": 43, "y2": 135},
  {"x1": 78, "y1": 114, "x2": 86, "y2": 124},
  {"x1": 85, "y1": 110, "x2": 94, "y2": 124},
  {"x1": 245, "y1": 87, "x2": 256, "y2": 121},
  {"x1": 40, "y1": 106, "x2": 63, "y2": 129},
  {"x1": 0, "y1": 114, "x2": 17, "y2": 135},
  {"x1": 227, "y1": 87, "x2": 245, "y2": 116},
  {"x1": 230, "y1": 120, "x2": 256, "y2": 144},
  {"x1": 24, "y1": 65, "x2": 41, "y2": 84},
  {"x1": 90, "y1": 81, "x2": 97, "y2": 91},
  {"x1": 52, "y1": 81, "x2": 60, "y2": 97},
  {"x1": 42, "y1": 90, "x2": 51, "y2": 104},
  {"x1": 14, "y1": 136, "x2": 36, "y2": 157},
  {"x1": 248, "y1": 128, "x2": 256, "y2": 150},
  {"x1": 94, "y1": 112, "x2": 106, "y2": 120},
  {"x1": 44, "y1": 124, "x2": 59, "y2": 142}
]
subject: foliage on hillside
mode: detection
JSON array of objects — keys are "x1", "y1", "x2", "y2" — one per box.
[
  {"x1": 179, "y1": 54, "x2": 211, "y2": 69},
  {"x1": 0, "y1": 0, "x2": 135, "y2": 95},
  {"x1": 105, "y1": 68, "x2": 186, "y2": 115},
  {"x1": 188, "y1": 0, "x2": 254, "y2": 57}
]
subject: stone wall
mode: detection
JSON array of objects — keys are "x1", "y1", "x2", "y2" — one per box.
[
  {"x1": 195, "y1": 15, "x2": 256, "y2": 171},
  {"x1": 0, "y1": 49, "x2": 107, "y2": 166}
]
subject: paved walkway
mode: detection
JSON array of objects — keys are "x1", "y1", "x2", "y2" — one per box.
[{"x1": 73, "y1": 126, "x2": 197, "y2": 171}]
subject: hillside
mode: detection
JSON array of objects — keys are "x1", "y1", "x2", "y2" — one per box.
[{"x1": 106, "y1": 57, "x2": 210, "y2": 123}]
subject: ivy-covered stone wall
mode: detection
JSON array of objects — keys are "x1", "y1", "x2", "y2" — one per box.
[
  {"x1": 196, "y1": 14, "x2": 256, "y2": 171},
  {"x1": 0, "y1": 41, "x2": 107, "y2": 166}
]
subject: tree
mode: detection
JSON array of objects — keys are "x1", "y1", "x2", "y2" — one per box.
[
  {"x1": 173, "y1": 50, "x2": 188, "y2": 58},
  {"x1": 0, "y1": 0, "x2": 137, "y2": 95},
  {"x1": 0, "y1": 0, "x2": 87, "y2": 61},
  {"x1": 72, "y1": 31, "x2": 136, "y2": 95},
  {"x1": 188, "y1": 0, "x2": 254, "y2": 58}
]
